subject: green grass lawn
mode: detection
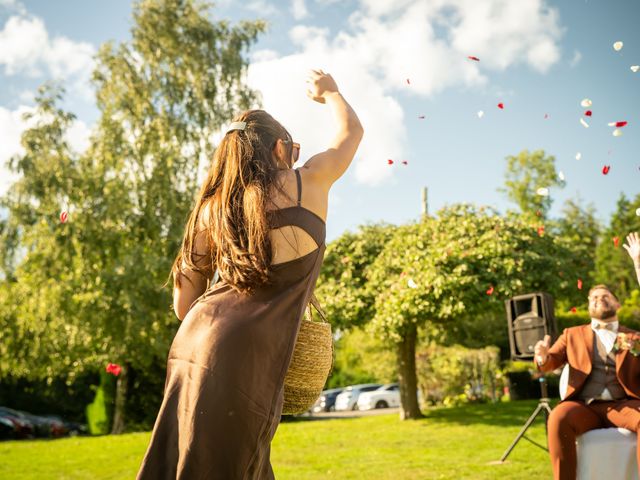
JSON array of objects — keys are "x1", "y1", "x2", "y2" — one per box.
[{"x1": 0, "y1": 400, "x2": 554, "y2": 479}]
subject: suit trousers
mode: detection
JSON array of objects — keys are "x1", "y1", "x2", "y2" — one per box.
[{"x1": 548, "y1": 398, "x2": 640, "y2": 480}]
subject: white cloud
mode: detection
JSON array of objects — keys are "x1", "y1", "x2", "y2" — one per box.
[
  {"x1": 291, "y1": 0, "x2": 309, "y2": 20},
  {"x1": 247, "y1": 0, "x2": 563, "y2": 186},
  {"x1": 246, "y1": 0, "x2": 279, "y2": 16},
  {"x1": 0, "y1": 105, "x2": 92, "y2": 196},
  {"x1": 0, "y1": 15, "x2": 96, "y2": 100},
  {"x1": 570, "y1": 50, "x2": 582, "y2": 67}
]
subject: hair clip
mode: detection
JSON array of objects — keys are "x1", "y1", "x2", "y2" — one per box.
[{"x1": 227, "y1": 121, "x2": 246, "y2": 133}]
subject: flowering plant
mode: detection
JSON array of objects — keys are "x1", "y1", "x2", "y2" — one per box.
[{"x1": 613, "y1": 333, "x2": 640, "y2": 356}]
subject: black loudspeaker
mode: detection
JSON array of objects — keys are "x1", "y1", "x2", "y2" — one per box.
[{"x1": 506, "y1": 292, "x2": 557, "y2": 361}]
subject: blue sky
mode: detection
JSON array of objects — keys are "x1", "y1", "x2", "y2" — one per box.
[{"x1": 0, "y1": 0, "x2": 638, "y2": 241}]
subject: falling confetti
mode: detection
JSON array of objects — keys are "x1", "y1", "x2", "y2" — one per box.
[
  {"x1": 576, "y1": 152, "x2": 582, "y2": 161},
  {"x1": 577, "y1": 279, "x2": 583, "y2": 290},
  {"x1": 536, "y1": 210, "x2": 542, "y2": 217},
  {"x1": 585, "y1": 110, "x2": 592, "y2": 117},
  {"x1": 536, "y1": 187, "x2": 549, "y2": 196},
  {"x1": 544, "y1": 113, "x2": 549, "y2": 119},
  {"x1": 602, "y1": 165, "x2": 611, "y2": 175},
  {"x1": 632, "y1": 66, "x2": 640, "y2": 73},
  {"x1": 468, "y1": 56, "x2": 480, "y2": 61},
  {"x1": 636, "y1": 208, "x2": 640, "y2": 216},
  {"x1": 570, "y1": 307, "x2": 577, "y2": 314},
  {"x1": 486, "y1": 286, "x2": 494, "y2": 296},
  {"x1": 418, "y1": 115, "x2": 425, "y2": 119},
  {"x1": 613, "y1": 129, "x2": 623, "y2": 137},
  {"x1": 406, "y1": 78, "x2": 410, "y2": 85},
  {"x1": 497, "y1": 103, "x2": 504, "y2": 109},
  {"x1": 537, "y1": 226, "x2": 545, "y2": 237},
  {"x1": 60, "y1": 211, "x2": 68, "y2": 223},
  {"x1": 613, "y1": 237, "x2": 620, "y2": 247},
  {"x1": 559, "y1": 171, "x2": 565, "y2": 181},
  {"x1": 580, "y1": 118, "x2": 589, "y2": 128},
  {"x1": 387, "y1": 159, "x2": 394, "y2": 165},
  {"x1": 613, "y1": 41, "x2": 624, "y2": 51},
  {"x1": 106, "y1": 363, "x2": 122, "y2": 376},
  {"x1": 608, "y1": 121, "x2": 628, "y2": 128},
  {"x1": 581, "y1": 98, "x2": 592, "y2": 108},
  {"x1": 477, "y1": 110, "x2": 484, "y2": 118},
  {"x1": 408, "y1": 278, "x2": 418, "y2": 289},
  {"x1": 401, "y1": 160, "x2": 408, "y2": 165}
]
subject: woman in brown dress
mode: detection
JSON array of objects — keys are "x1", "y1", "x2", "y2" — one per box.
[{"x1": 136, "y1": 69, "x2": 363, "y2": 479}]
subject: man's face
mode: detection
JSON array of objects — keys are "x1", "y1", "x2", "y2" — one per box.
[{"x1": 588, "y1": 288, "x2": 620, "y2": 320}]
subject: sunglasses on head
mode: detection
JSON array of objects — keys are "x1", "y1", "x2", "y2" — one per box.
[{"x1": 282, "y1": 139, "x2": 300, "y2": 164}]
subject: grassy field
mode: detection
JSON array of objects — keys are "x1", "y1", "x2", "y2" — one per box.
[{"x1": 0, "y1": 400, "x2": 554, "y2": 479}]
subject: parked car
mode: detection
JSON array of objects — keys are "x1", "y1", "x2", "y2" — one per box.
[
  {"x1": 311, "y1": 388, "x2": 344, "y2": 413},
  {"x1": 356, "y1": 383, "x2": 400, "y2": 410},
  {"x1": 0, "y1": 416, "x2": 17, "y2": 440},
  {"x1": 41, "y1": 415, "x2": 87, "y2": 437},
  {"x1": 334, "y1": 384, "x2": 382, "y2": 411},
  {"x1": 0, "y1": 407, "x2": 34, "y2": 439}
]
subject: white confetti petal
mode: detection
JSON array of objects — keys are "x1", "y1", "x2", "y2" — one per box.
[
  {"x1": 613, "y1": 41, "x2": 624, "y2": 51},
  {"x1": 559, "y1": 171, "x2": 565, "y2": 181},
  {"x1": 580, "y1": 118, "x2": 589, "y2": 128},
  {"x1": 636, "y1": 208, "x2": 640, "y2": 217},
  {"x1": 631, "y1": 66, "x2": 640, "y2": 73},
  {"x1": 408, "y1": 278, "x2": 418, "y2": 289},
  {"x1": 575, "y1": 152, "x2": 582, "y2": 161},
  {"x1": 613, "y1": 128, "x2": 623, "y2": 137},
  {"x1": 477, "y1": 110, "x2": 484, "y2": 118},
  {"x1": 608, "y1": 122, "x2": 616, "y2": 127},
  {"x1": 536, "y1": 187, "x2": 549, "y2": 196},
  {"x1": 581, "y1": 98, "x2": 592, "y2": 108}
]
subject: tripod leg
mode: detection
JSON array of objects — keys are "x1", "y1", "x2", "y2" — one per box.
[{"x1": 500, "y1": 404, "x2": 546, "y2": 462}]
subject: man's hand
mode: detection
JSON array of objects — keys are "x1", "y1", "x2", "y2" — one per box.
[
  {"x1": 623, "y1": 232, "x2": 640, "y2": 266},
  {"x1": 534, "y1": 334, "x2": 551, "y2": 365}
]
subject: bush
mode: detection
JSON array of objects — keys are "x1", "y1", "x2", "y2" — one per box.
[
  {"x1": 85, "y1": 370, "x2": 116, "y2": 435},
  {"x1": 416, "y1": 344, "x2": 500, "y2": 406}
]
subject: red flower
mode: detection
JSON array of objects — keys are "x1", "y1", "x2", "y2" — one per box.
[
  {"x1": 602, "y1": 165, "x2": 611, "y2": 175},
  {"x1": 106, "y1": 363, "x2": 122, "y2": 376},
  {"x1": 585, "y1": 110, "x2": 592, "y2": 116},
  {"x1": 468, "y1": 56, "x2": 480, "y2": 61},
  {"x1": 486, "y1": 286, "x2": 494, "y2": 295},
  {"x1": 497, "y1": 103, "x2": 504, "y2": 109}
]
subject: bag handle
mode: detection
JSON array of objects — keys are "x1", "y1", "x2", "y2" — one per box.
[{"x1": 306, "y1": 292, "x2": 328, "y2": 323}]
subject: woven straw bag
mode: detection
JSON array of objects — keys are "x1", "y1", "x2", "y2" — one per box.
[{"x1": 282, "y1": 293, "x2": 333, "y2": 415}]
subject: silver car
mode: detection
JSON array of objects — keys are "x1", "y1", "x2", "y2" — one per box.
[{"x1": 334, "y1": 383, "x2": 382, "y2": 411}]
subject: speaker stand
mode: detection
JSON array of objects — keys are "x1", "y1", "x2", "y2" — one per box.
[{"x1": 498, "y1": 376, "x2": 552, "y2": 462}]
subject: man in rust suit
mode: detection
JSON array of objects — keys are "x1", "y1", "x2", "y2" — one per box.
[{"x1": 534, "y1": 232, "x2": 640, "y2": 480}]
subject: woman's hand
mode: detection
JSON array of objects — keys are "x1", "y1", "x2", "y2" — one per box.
[
  {"x1": 306, "y1": 69, "x2": 339, "y2": 104},
  {"x1": 623, "y1": 232, "x2": 640, "y2": 266}
]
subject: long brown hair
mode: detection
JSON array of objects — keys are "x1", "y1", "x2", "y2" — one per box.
[{"x1": 166, "y1": 109, "x2": 294, "y2": 294}]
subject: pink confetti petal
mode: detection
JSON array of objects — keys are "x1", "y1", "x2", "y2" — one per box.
[
  {"x1": 486, "y1": 286, "x2": 494, "y2": 296},
  {"x1": 544, "y1": 113, "x2": 549, "y2": 119},
  {"x1": 406, "y1": 78, "x2": 410, "y2": 85},
  {"x1": 577, "y1": 279, "x2": 583, "y2": 290},
  {"x1": 497, "y1": 103, "x2": 504, "y2": 109},
  {"x1": 602, "y1": 165, "x2": 611, "y2": 175},
  {"x1": 106, "y1": 363, "x2": 122, "y2": 376},
  {"x1": 585, "y1": 110, "x2": 592, "y2": 117},
  {"x1": 613, "y1": 236, "x2": 620, "y2": 247},
  {"x1": 401, "y1": 160, "x2": 408, "y2": 165},
  {"x1": 60, "y1": 211, "x2": 68, "y2": 223},
  {"x1": 468, "y1": 56, "x2": 480, "y2": 61},
  {"x1": 615, "y1": 121, "x2": 627, "y2": 128}
]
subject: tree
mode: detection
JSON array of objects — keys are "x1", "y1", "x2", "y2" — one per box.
[
  {"x1": 365, "y1": 204, "x2": 580, "y2": 419},
  {"x1": 594, "y1": 193, "x2": 640, "y2": 300},
  {"x1": 500, "y1": 149, "x2": 563, "y2": 222},
  {"x1": 0, "y1": 0, "x2": 265, "y2": 434}
]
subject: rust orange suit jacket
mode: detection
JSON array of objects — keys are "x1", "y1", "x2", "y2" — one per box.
[{"x1": 537, "y1": 324, "x2": 640, "y2": 401}]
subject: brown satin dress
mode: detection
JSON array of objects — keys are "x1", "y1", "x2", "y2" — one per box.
[{"x1": 137, "y1": 169, "x2": 326, "y2": 479}]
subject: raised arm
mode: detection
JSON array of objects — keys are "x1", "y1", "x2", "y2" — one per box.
[
  {"x1": 301, "y1": 69, "x2": 363, "y2": 188},
  {"x1": 623, "y1": 232, "x2": 640, "y2": 287}
]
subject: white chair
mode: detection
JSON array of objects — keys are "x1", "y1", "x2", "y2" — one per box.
[{"x1": 559, "y1": 364, "x2": 638, "y2": 480}]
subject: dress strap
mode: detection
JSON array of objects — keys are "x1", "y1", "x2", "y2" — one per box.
[{"x1": 294, "y1": 169, "x2": 302, "y2": 207}]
